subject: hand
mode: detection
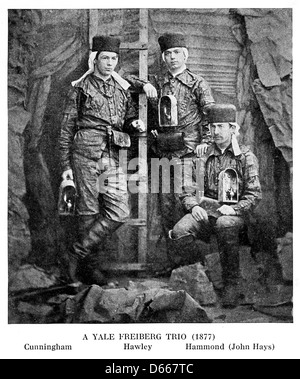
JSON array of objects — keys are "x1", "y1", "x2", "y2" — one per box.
[
  {"x1": 143, "y1": 83, "x2": 157, "y2": 99},
  {"x1": 62, "y1": 169, "x2": 73, "y2": 181},
  {"x1": 131, "y1": 119, "x2": 146, "y2": 133},
  {"x1": 195, "y1": 143, "x2": 209, "y2": 157},
  {"x1": 151, "y1": 129, "x2": 158, "y2": 138},
  {"x1": 192, "y1": 206, "x2": 208, "y2": 222},
  {"x1": 217, "y1": 205, "x2": 236, "y2": 216}
]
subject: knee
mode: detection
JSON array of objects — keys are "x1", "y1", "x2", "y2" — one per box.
[
  {"x1": 170, "y1": 213, "x2": 199, "y2": 240},
  {"x1": 216, "y1": 215, "x2": 244, "y2": 230}
]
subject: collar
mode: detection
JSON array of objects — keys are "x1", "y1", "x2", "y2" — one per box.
[
  {"x1": 79, "y1": 75, "x2": 122, "y2": 99},
  {"x1": 162, "y1": 68, "x2": 198, "y2": 88},
  {"x1": 91, "y1": 74, "x2": 114, "y2": 86},
  {"x1": 207, "y1": 141, "x2": 242, "y2": 158},
  {"x1": 169, "y1": 65, "x2": 187, "y2": 78}
]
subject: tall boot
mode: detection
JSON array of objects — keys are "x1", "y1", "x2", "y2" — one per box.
[
  {"x1": 67, "y1": 253, "x2": 81, "y2": 283},
  {"x1": 71, "y1": 217, "x2": 123, "y2": 285},
  {"x1": 77, "y1": 215, "x2": 98, "y2": 243},
  {"x1": 216, "y1": 226, "x2": 242, "y2": 308}
]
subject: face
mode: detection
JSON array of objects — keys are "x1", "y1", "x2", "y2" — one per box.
[
  {"x1": 210, "y1": 122, "x2": 234, "y2": 149},
  {"x1": 163, "y1": 47, "x2": 186, "y2": 72},
  {"x1": 94, "y1": 51, "x2": 118, "y2": 77}
]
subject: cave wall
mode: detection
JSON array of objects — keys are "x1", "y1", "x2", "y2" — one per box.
[{"x1": 8, "y1": 10, "x2": 89, "y2": 279}]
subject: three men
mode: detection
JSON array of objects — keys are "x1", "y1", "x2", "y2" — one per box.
[
  {"x1": 59, "y1": 36, "x2": 145, "y2": 285},
  {"x1": 170, "y1": 104, "x2": 262, "y2": 307},
  {"x1": 59, "y1": 32, "x2": 262, "y2": 307}
]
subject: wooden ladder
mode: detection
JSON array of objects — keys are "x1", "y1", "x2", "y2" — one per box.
[{"x1": 89, "y1": 9, "x2": 149, "y2": 273}]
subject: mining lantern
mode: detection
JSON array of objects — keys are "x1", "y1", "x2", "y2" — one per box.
[{"x1": 58, "y1": 179, "x2": 77, "y2": 216}]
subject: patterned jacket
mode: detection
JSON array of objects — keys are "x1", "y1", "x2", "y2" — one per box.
[
  {"x1": 180, "y1": 143, "x2": 262, "y2": 217},
  {"x1": 126, "y1": 69, "x2": 215, "y2": 157},
  {"x1": 59, "y1": 74, "x2": 137, "y2": 171}
]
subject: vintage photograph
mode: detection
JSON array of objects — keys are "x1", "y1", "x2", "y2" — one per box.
[{"x1": 7, "y1": 8, "x2": 293, "y2": 328}]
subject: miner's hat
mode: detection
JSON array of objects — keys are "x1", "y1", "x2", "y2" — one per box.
[
  {"x1": 208, "y1": 104, "x2": 237, "y2": 123},
  {"x1": 158, "y1": 33, "x2": 187, "y2": 53},
  {"x1": 92, "y1": 35, "x2": 121, "y2": 54}
]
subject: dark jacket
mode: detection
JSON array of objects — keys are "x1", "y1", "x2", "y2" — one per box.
[
  {"x1": 180, "y1": 143, "x2": 262, "y2": 217},
  {"x1": 126, "y1": 69, "x2": 215, "y2": 158},
  {"x1": 59, "y1": 74, "x2": 137, "y2": 171}
]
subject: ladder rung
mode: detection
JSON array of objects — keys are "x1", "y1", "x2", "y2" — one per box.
[
  {"x1": 101, "y1": 263, "x2": 148, "y2": 272},
  {"x1": 120, "y1": 42, "x2": 148, "y2": 50},
  {"x1": 124, "y1": 218, "x2": 147, "y2": 227}
]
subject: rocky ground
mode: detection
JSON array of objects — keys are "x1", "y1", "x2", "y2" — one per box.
[{"x1": 8, "y1": 233, "x2": 293, "y2": 324}]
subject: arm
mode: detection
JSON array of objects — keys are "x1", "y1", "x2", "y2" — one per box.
[
  {"x1": 179, "y1": 160, "x2": 210, "y2": 221},
  {"x1": 123, "y1": 90, "x2": 146, "y2": 134},
  {"x1": 125, "y1": 74, "x2": 158, "y2": 100},
  {"x1": 194, "y1": 78, "x2": 215, "y2": 155},
  {"x1": 232, "y1": 151, "x2": 262, "y2": 216},
  {"x1": 125, "y1": 74, "x2": 148, "y2": 93},
  {"x1": 59, "y1": 87, "x2": 79, "y2": 176},
  {"x1": 179, "y1": 160, "x2": 199, "y2": 212}
]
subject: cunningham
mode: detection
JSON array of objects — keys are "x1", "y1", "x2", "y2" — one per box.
[{"x1": 24, "y1": 343, "x2": 72, "y2": 352}]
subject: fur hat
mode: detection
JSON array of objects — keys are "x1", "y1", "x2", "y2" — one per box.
[
  {"x1": 158, "y1": 33, "x2": 187, "y2": 53},
  {"x1": 92, "y1": 35, "x2": 121, "y2": 54},
  {"x1": 208, "y1": 104, "x2": 237, "y2": 123}
]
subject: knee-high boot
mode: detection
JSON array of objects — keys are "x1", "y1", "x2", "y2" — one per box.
[
  {"x1": 68, "y1": 217, "x2": 123, "y2": 285},
  {"x1": 215, "y1": 226, "x2": 242, "y2": 307},
  {"x1": 77, "y1": 215, "x2": 98, "y2": 243}
]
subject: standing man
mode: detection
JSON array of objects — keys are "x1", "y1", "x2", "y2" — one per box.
[
  {"x1": 169, "y1": 104, "x2": 262, "y2": 307},
  {"x1": 127, "y1": 33, "x2": 215, "y2": 268},
  {"x1": 59, "y1": 35, "x2": 145, "y2": 285}
]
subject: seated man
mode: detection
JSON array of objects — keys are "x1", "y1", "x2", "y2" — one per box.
[{"x1": 169, "y1": 104, "x2": 262, "y2": 308}]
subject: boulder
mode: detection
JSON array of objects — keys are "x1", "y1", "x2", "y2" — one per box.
[
  {"x1": 61, "y1": 284, "x2": 211, "y2": 323},
  {"x1": 9, "y1": 264, "x2": 58, "y2": 293},
  {"x1": 276, "y1": 232, "x2": 293, "y2": 282},
  {"x1": 169, "y1": 262, "x2": 217, "y2": 305}
]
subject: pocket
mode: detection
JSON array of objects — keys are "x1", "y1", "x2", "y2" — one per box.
[
  {"x1": 111, "y1": 130, "x2": 131, "y2": 148},
  {"x1": 156, "y1": 132, "x2": 185, "y2": 152}
]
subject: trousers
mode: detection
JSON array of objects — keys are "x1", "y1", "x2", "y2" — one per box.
[{"x1": 171, "y1": 213, "x2": 245, "y2": 284}]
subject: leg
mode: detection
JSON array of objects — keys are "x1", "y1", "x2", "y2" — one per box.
[
  {"x1": 69, "y1": 159, "x2": 129, "y2": 285},
  {"x1": 214, "y1": 215, "x2": 244, "y2": 307},
  {"x1": 169, "y1": 213, "x2": 213, "y2": 266},
  {"x1": 170, "y1": 213, "x2": 213, "y2": 242},
  {"x1": 72, "y1": 216, "x2": 123, "y2": 285},
  {"x1": 158, "y1": 191, "x2": 187, "y2": 267},
  {"x1": 77, "y1": 215, "x2": 98, "y2": 243},
  {"x1": 158, "y1": 161, "x2": 191, "y2": 267},
  {"x1": 66, "y1": 154, "x2": 101, "y2": 283}
]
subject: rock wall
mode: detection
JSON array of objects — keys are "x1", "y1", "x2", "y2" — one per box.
[
  {"x1": 8, "y1": 10, "x2": 89, "y2": 280},
  {"x1": 8, "y1": 10, "x2": 35, "y2": 281},
  {"x1": 233, "y1": 9, "x2": 292, "y2": 242}
]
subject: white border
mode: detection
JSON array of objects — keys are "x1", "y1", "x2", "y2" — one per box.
[{"x1": 1, "y1": 0, "x2": 299, "y2": 360}]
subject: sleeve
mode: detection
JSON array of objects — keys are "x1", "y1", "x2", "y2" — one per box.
[
  {"x1": 123, "y1": 75, "x2": 159, "y2": 133},
  {"x1": 195, "y1": 77, "x2": 215, "y2": 145},
  {"x1": 124, "y1": 74, "x2": 150, "y2": 93},
  {"x1": 232, "y1": 152, "x2": 262, "y2": 216},
  {"x1": 123, "y1": 90, "x2": 139, "y2": 133},
  {"x1": 59, "y1": 87, "x2": 79, "y2": 172},
  {"x1": 200, "y1": 118, "x2": 213, "y2": 145},
  {"x1": 178, "y1": 159, "x2": 200, "y2": 212},
  {"x1": 195, "y1": 77, "x2": 215, "y2": 109}
]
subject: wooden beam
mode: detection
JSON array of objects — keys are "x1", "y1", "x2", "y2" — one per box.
[
  {"x1": 137, "y1": 8, "x2": 148, "y2": 265},
  {"x1": 89, "y1": 10, "x2": 99, "y2": 48}
]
